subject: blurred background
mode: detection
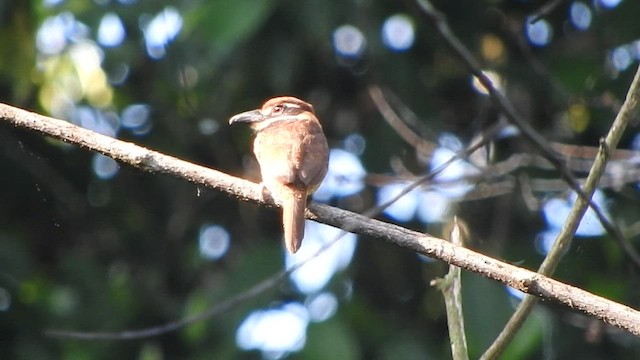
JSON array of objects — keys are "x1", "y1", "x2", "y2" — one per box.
[{"x1": 2, "y1": 0, "x2": 640, "y2": 358}]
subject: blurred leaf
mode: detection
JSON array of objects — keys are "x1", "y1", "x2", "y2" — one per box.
[
  {"x1": 304, "y1": 318, "x2": 360, "y2": 360},
  {"x1": 500, "y1": 309, "x2": 546, "y2": 360},
  {"x1": 182, "y1": 291, "x2": 210, "y2": 343},
  {"x1": 463, "y1": 273, "x2": 512, "y2": 356},
  {"x1": 377, "y1": 332, "x2": 431, "y2": 360},
  {"x1": 184, "y1": 0, "x2": 277, "y2": 54},
  {"x1": 0, "y1": 2, "x2": 36, "y2": 104},
  {"x1": 138, "y1": 342, "x2": 163, "y2": 360}
]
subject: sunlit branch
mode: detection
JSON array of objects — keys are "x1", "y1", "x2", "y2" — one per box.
[{"x1": 2, "y1": 102, "x2": 640, "y2": 337}]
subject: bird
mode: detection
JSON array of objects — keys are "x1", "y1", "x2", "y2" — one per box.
[{"x1": 229, "y1": 96, "x2": 329, "y2": 253}]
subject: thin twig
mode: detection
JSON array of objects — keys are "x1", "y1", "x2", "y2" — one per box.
[
  {"x1": 367, "y1": 85, "x2": 436, "y2": 157},
  {"x1": 46, "y1": 270, "x2": 288, "y2": 340},
  {"x1": 529, "y1": 0, "x2": 570, "y2": 24},
  {"x1": 46, "y1": 221, "x2": 348, "y2": 340},
  {"x1": 432, "y1": 218, "x2": 469, "y2": 360}
]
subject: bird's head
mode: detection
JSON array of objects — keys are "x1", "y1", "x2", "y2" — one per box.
[{"x1": 229, "y1": 96, "x2": 316, "y2": 131}]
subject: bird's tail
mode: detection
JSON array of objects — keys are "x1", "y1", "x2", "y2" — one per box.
[{"x1": 282, "y1": 188, "x2": 307, "y2": 254}]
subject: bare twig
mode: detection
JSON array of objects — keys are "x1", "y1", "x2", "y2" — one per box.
[
  {"x1": 46, "y1": 219, "x2": 348, "y2": 340},
  {"x1": 367, "y1": 85, "x2": 436, "y2": 157},
  {"x1": 46, "y1": 269, "x2": 288, "y2": 340},
  {"x1": 432, "y1": 218, "x2": 469, "y2": 360},
  {"x1": 2, "y1": 102, "x2": 640, "y2": 336}
]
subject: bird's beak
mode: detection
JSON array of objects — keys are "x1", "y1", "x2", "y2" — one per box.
[{"x1": 229, "y1": 109, "x2": 263, "y2": 125}]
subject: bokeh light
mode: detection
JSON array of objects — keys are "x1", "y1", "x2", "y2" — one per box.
[
  {"x1": 69, "y1": 42, "x2": 112, "y2": 106},
  {"x1": 36, "y1": 13, "x2": 71, "y2": 55},
  {"x1": 567, "y1": 103, "x2": 590, "y2": 133},
  {"x1": 570, "y1": 2, "x2": 592, "y2": 31},
  {"x1": 542, "y1": 191, "x2": 606, "y2": 237},
  {"x1": 75, "y1": 107, "x2": 118, "y2": 136},
  {"x1": 198, "y1": 118, "x2": 220, "y2": 136},
  {"x1": 598, "y1": 0, "x2": 623, "y2": 8},
  {"x1": 377, "y1": 182, "x2": 420, "y2": 222},
  {"x1": 381, "y1": 14, "x2": 415, "y2": 52},
  {"x1": 568, "y1": 191, "x2": 608, "y2": 236},
  {"x1": 610, "y1": 46, "x2": 633, "y2": 72},
  {"x1": 98, "y1": 13, "x2": 126, "y2": 47},
  {"x1": 481, "y1": 34, "x2": 506, "y2": 63},
  {"x1": 121, "y1": 103, "x2": 151, "y2": 131},
  {"x1": 333, "y1": 25, "x2": 366, "y2": 59},
  {"x1": 525, "y1": 17, "x2": 553, "y2": 46},
  {"x1": 37, "y1": 39, "x2": 114, "y2": 115},
  {"x1": 108, "y1": 63, "x2": 130, "y2": 85},
  {"x1": 236, "y1": 303, "x2": 308, "y2": 358},
  {"x1": 142, "y1": 7, "x2": 183, "y2": 59},
  {"x1": 416, "y1": 190, "x2": 449, "y2": 223},
  {"x1": 431, "y1": 134, "x2": 476, "y2": 199},
  {"x1": 539, "y1": 190, "x2": 608, "y2": 252},
  {"x1": 198, "y1": 224, "x2": 230, "y2": 260},
  {"x1": 92, "y1": 153, "x2": 120, "y2": 179},
  {"x1": 343, "y1": 133, "x2": 366, "y2": 156},
  {"x1": 35, "y1": 11, "x2": 90, "y2": 55},
  {"x1": 305, "y1": 292, "x2": 338, "y2": 322},
  {"x1": 286, "y1": 221, "x2": 357, "y2": 294},
  {"x1": 471, "y1": 70, "x2": 503, "y2": 95},
  {"x1": 313, "y1": 149, "x2": 366, "y2": 202}
]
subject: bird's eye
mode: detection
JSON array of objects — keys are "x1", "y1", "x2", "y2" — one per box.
[{"x1": 272, "y1": 105, "x2": 284, "y2": 114}]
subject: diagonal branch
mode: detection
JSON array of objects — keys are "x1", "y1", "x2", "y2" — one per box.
[
  {"x1": 413, "y1": 0, "x2": 623, "y2": 248},
  {"x1": 1, "y1": 102, "x2": 640, "y2": 336},
  {"x1": 481, "y1": 61, "x2": 640, "y2": 360}
]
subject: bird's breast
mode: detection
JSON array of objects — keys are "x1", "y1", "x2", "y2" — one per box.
[{"x1": 253, "y1": 119, "x2": 328, "y2": 193}]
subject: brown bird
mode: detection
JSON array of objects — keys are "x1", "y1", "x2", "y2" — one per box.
[{"x1": 229, "y1": 96, "x2": 329, "y2": 253}]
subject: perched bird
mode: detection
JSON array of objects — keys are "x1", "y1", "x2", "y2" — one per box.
[{"x1": 229, "y1": 96, "x2": 329, "y2": 253}]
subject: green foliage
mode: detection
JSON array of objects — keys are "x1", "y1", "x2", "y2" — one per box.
[{"x1": 2, "y1": 0, "x2": 640, "y2": 359}]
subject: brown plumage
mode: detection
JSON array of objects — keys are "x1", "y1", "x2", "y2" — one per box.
[{"x1": 229, "y1": 96, "x2": 329, "y2": 253}]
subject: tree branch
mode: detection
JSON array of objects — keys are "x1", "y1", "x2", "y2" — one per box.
[
  {"x1": 2, "y1": 102, "x2": 640, "y2": 336},
  {"x1": 432, "y1": 218, "x2": 469, "y2": 360}
]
